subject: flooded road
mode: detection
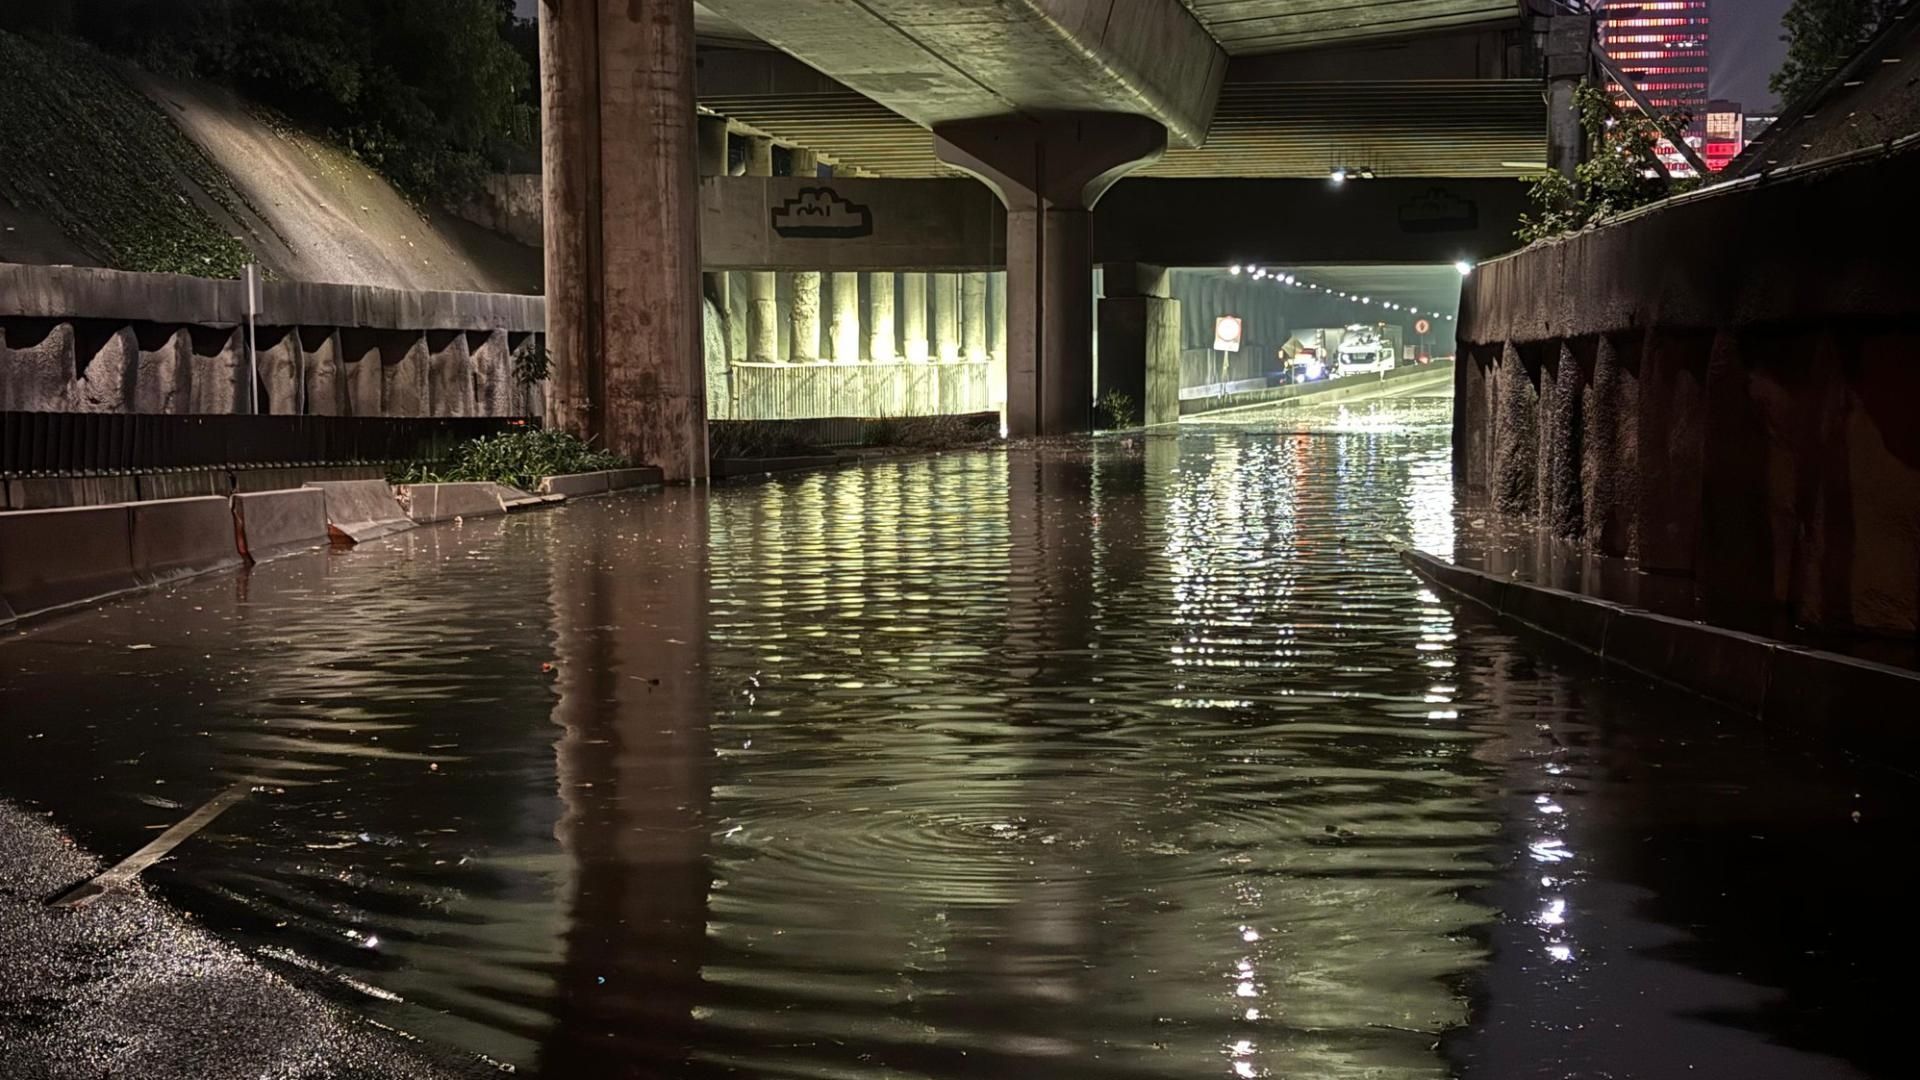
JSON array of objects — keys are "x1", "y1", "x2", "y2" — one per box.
[{"x1": 0, "y1": 396, "x2": 1906, "y2": 1078}]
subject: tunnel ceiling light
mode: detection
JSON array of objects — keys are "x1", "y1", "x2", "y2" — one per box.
[
  {"x1": 1230, "y1": 265, "x2": 1242, "y2": 275},
  {"x1": 1330, "y1": 167, "x2": 1347, "y2": 183},
  {"x1": 1455, "y1": 260, "x2": 1474, "y2": 276}
]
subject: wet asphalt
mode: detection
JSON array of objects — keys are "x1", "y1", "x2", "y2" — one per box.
[{"x1": 0, "y1": 800, "x2": 495, "y2": 1080}]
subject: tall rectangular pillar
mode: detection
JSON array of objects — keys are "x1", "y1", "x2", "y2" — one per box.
[
  {"x1": 901, "y1": 273, "x2": 929, "y2": 362},
  {"x1": 868, "y1": 272, "x2": 896, "y2": 362},
  {"x1": 789, "y1": 149, "x2": 822, "y2": 362},
  {"x1": 932, "y1": 274, "x2": 960, "y2": 362},
  {"x1": 962, "y1": 272, "x2": 989, "y2": 362},
  {"x1": 540, "y1": 0, "x2": 704, "y2": 480},
  {"x1": 829, "y1": 272, "x2": 861, "y2": 362},
  {"x1": 743, "y1": 135, "x2": 778, "y2": 362}
]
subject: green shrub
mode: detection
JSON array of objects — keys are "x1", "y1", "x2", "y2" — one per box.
[{"x1": 393, "y1": 428, "x2": 624, "y2": 491}]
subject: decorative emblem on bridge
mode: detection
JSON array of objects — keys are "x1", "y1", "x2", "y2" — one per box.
[
  {"x1": 771, "y1": 187, "x2": 874, "y2": 239},
  {"x1": 1397, "y1": 188, "x2": 1479, "y2": 234}
]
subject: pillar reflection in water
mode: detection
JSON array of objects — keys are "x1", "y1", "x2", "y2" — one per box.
[{"x1": 541, "y1": 490, "x2": 712, "y2": 1077}]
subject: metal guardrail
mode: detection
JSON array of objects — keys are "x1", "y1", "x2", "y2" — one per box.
[{"x1": 0, "y1": 412, "x2": 534, "y2": 476}]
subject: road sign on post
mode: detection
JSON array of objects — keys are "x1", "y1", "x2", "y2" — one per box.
[
  {"x1": 1415, "y1": 318, "x2": 1431, "y2": 335},
  {"x1": 1212, "y1": 315, "x2": 1244, "y2": 352}
]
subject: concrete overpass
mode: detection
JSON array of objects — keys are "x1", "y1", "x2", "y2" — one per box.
[{"x1": 536, "y1": 0, "x2": 1553, "y2": 477}]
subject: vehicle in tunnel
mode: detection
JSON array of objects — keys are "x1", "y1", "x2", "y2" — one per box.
[{"x1": 1335, "y1": 324, "x2": 1399, "y2": 377}]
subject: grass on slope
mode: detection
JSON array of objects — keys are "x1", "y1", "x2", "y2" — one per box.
[{"x1": 0, "y1": 30, "x2": 252, "y2": 277}]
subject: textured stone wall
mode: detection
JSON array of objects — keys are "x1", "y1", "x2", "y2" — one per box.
[
  {"x1": 1456, "y1": 143, "x2": 1920, "y2": 635},
  {"x1": 1, "y1": 263, "x2": 544, "y2": 418}
]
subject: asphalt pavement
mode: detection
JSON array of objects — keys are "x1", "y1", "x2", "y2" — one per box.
[{"x1": 0, "y1": 800, "x2": 494, "y2": 1080}]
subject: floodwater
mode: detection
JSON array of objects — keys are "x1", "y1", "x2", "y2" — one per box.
[{"x1": 0, "y1": 394, "x2": 1908, "y2": 1078}]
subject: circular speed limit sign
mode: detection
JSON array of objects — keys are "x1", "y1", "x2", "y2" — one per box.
[{"x1": 1414, "y1": 318, "x2": 1432, "y2": 335}]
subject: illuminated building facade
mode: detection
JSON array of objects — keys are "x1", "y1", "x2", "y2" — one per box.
[{"x1": 1598, "y1": 1, "x2": 1714, "y2": 173}]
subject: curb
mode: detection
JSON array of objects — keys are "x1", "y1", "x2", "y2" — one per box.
[
  {"x1": 1401, "y1": 547, "x2": 1920, "y2": 736},
  {"x1": 0, "y1": 503, "x2": 139, "y2": 621}
]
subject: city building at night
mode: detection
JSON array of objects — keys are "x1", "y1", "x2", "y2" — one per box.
[{"x1": 1598, "y1": 0, "x2": 1713, "y2": 173}]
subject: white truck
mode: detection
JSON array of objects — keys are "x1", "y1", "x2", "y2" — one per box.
[{"x1": 1334, "y1": 325, "x2": 1399, "y2": 378}]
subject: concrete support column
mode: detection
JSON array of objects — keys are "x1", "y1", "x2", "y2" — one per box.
[
  {"x1": 1546, "y1": 16, "x2": 1593, "y2": 180},
  {"x1": 829, "y1": 272, "x2": 861, "y2": 362},
  {"x1": 1098, "y1": 263, "x2": 1178, "y2": 427},
  {"x1": 932, "y1": 274, "x2": 960, "y2": 361},
  {"x1": 935, "y1": 114, "x2": 1165, "y2": 436},
  {"x1": 788, "y1": 149, "x2": 822, "y2": 362},
  {"x1": 990, "y1": 271, "x2": 1008, "y2": 409},
  {"x1": 867, "y1": 272, "x2": 896, "y2": 362},
  {"x1": 901, "y1": 273, "x2": 930, "y2": 361},
  {"x1": 539, "y1": 0, "x2": 704, "y2": 480},
  {"x1": 743, "y1": 135, "x2": 778, "y2": 362},
  {"x1": 962, "y1": 272, "x2": 989, "y2": 362}
]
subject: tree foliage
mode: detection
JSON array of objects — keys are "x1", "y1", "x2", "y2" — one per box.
[
  {"x1": 1516, "y1": 83, "x2": 1694, "y2": 245},
  {"x1": 5, "y1": 1, "x2": 535, "y2": 200},
  {"x1": 1770, "y1": 0, "x2": 1899, "y2": 108}
]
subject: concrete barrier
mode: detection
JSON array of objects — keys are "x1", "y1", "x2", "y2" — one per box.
[
  {"x1": 397, "y1": 482, "x2": 525, "y2": 524},
  {"x1": 608, "y1": 467, "x2": 664, "y2": 490},
  {"x1": 1401, "y1": 547, "x2": 1920, "y2": 734},
  {"x1": 0, "y1": 504, "x2": 138, "y2": 619},
  {"x1": 129, "y1": 496, "x2": 243, "y2": 585},
  {"x1": 231, "y1": 489, "x2": 329, "y2": 562},
  {"x1": 539, "y1": 472, "x2": 610, "y2": 498},
  {"x1": 304, "y1": 480, "x2": 414, "y2": 543}
]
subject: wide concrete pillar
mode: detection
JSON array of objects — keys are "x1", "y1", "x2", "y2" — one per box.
[
  {"x1": 743, "y1": 135, "x2": 778, "y2": 362},
  {"x1": 932, "y1": 274, "x2": 960, "y2": 362},
  {"x1": 990, "y1": 271, "x2": 1008, "y2": 409},
  {"x1": 936, "y1": 114, "x2": 1165, "y2": 436},
  {"x1": 901, "y1": 273, "x2": 930, "y2": 361},
  {"x1": 788, "y1": 149, "x2": 822, "y2": 362},
  {"x1": 962, "y1": 272, "x2": 989, "y2": 362},
  {"x1": 1098, "y1": 263, "x2": 1179, "y2": 427},
  {"x1": 868, "y1": 272, "x2": 896, "y2": 362},
  {"x1": 540, "y1": 0, "x2": 704, "y2": 480},
  {"x1": 829, "y1": 272, "x2": 861, "y2": 362}
]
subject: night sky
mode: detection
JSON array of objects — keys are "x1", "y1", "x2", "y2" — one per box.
[{"x1": 1714, "y1": 0, "x2": 1794, "y2": 113}]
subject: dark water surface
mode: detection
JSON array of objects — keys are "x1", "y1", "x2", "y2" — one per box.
[{"x1": 1, "y1": 397, "x2": 1906, "y2": 1078}]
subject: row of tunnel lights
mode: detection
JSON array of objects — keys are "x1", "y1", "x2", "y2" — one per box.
[{"x1": 1225, "y1": 260, "x2": 1474, "y2": 323}]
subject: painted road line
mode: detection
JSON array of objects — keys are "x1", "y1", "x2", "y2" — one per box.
[{"x1": 48, "y1": 782, "x2": 250, "y2": 908}]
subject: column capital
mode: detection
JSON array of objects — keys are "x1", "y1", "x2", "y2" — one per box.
[{"x1": 932, "y1": 112, "x2": 1165, "y2": 213}]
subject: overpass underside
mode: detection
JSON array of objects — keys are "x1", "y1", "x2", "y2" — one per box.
[{"x1": 536, "y1": 0, "x2": 1547, "y2": 477}]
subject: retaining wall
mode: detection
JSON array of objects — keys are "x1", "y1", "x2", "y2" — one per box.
[
  {"x1": 1455, "y1": 139, "x2": 1920, "y2": 635},
  {"x1": 0, "y1": 263, "x2": 546, "y2": 419}
]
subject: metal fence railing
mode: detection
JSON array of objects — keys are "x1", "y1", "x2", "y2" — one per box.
[{"x1": 0, "y1": 412, "x2": 533, "y2": 476}]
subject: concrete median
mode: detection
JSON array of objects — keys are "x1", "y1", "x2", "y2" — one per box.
[
  {"x1": 397, "y1": 482, "x2": 524, "y2": 524},
  {"x1": 129, "y1": 496, "x2": 244, "y2": 586},
  {"x1": 304, "y1": 480, "x2": 415, "y2": 543},
  {"x1": 231, "y1": 488, "x2": 329, "y2": 562},
  {"x1": 0, "y1": 504, "x2": 139, "y2": 619}
]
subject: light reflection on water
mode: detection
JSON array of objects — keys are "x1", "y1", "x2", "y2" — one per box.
[{"x1": 0, "y1": 396, "x2": 1896, "y2": 1079}]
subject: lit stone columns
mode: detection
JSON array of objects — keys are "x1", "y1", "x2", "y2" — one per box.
[
  {"x1": 932, "y1": 273, "x2": 960, "y2": 361},
  {"x1": 744, "y1": 135, "x2": 778, "y2": 363},
  {"x1": 990, "y1": 271, "x2": 1009, "y2": 412},
  {"x1": 539, "y1": 0, "x2": 704, "y2": 480},
  {"x1": 829, "y1": 272, "x2": 861, "y2": 362},
  {"x1": 695, "y1": 114, "x2": 731, "y2": 351},
  {"x1": 868, "y1": 271, "x2": 896, "y2": 361},
  {"x1": 789, "y1": 149, "x2": 822, "y2": 362},
  {"x1": 935, "y1": 114, "x2": 1165, "y2": 436},
  {"x1": 962, "y1": 272, "x2": 989, "y2": 362},
  {"x1": 900, "y1": 273, "x2": 929, "y2": 361}
]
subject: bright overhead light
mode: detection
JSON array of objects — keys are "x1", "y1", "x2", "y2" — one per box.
[
  {"x1": 1455, "y1": 260, "x2": 1474, "y2": 276},
  {"x1": 1330, "y1": 167, "x2": 1347, "y2": 183},
  {"x1": 1230, "y1": 265, "x2": 1242, "y2": 275},
  {"x1": 1362, "y1": 297, "x2": 1371, "y2": 304}
]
